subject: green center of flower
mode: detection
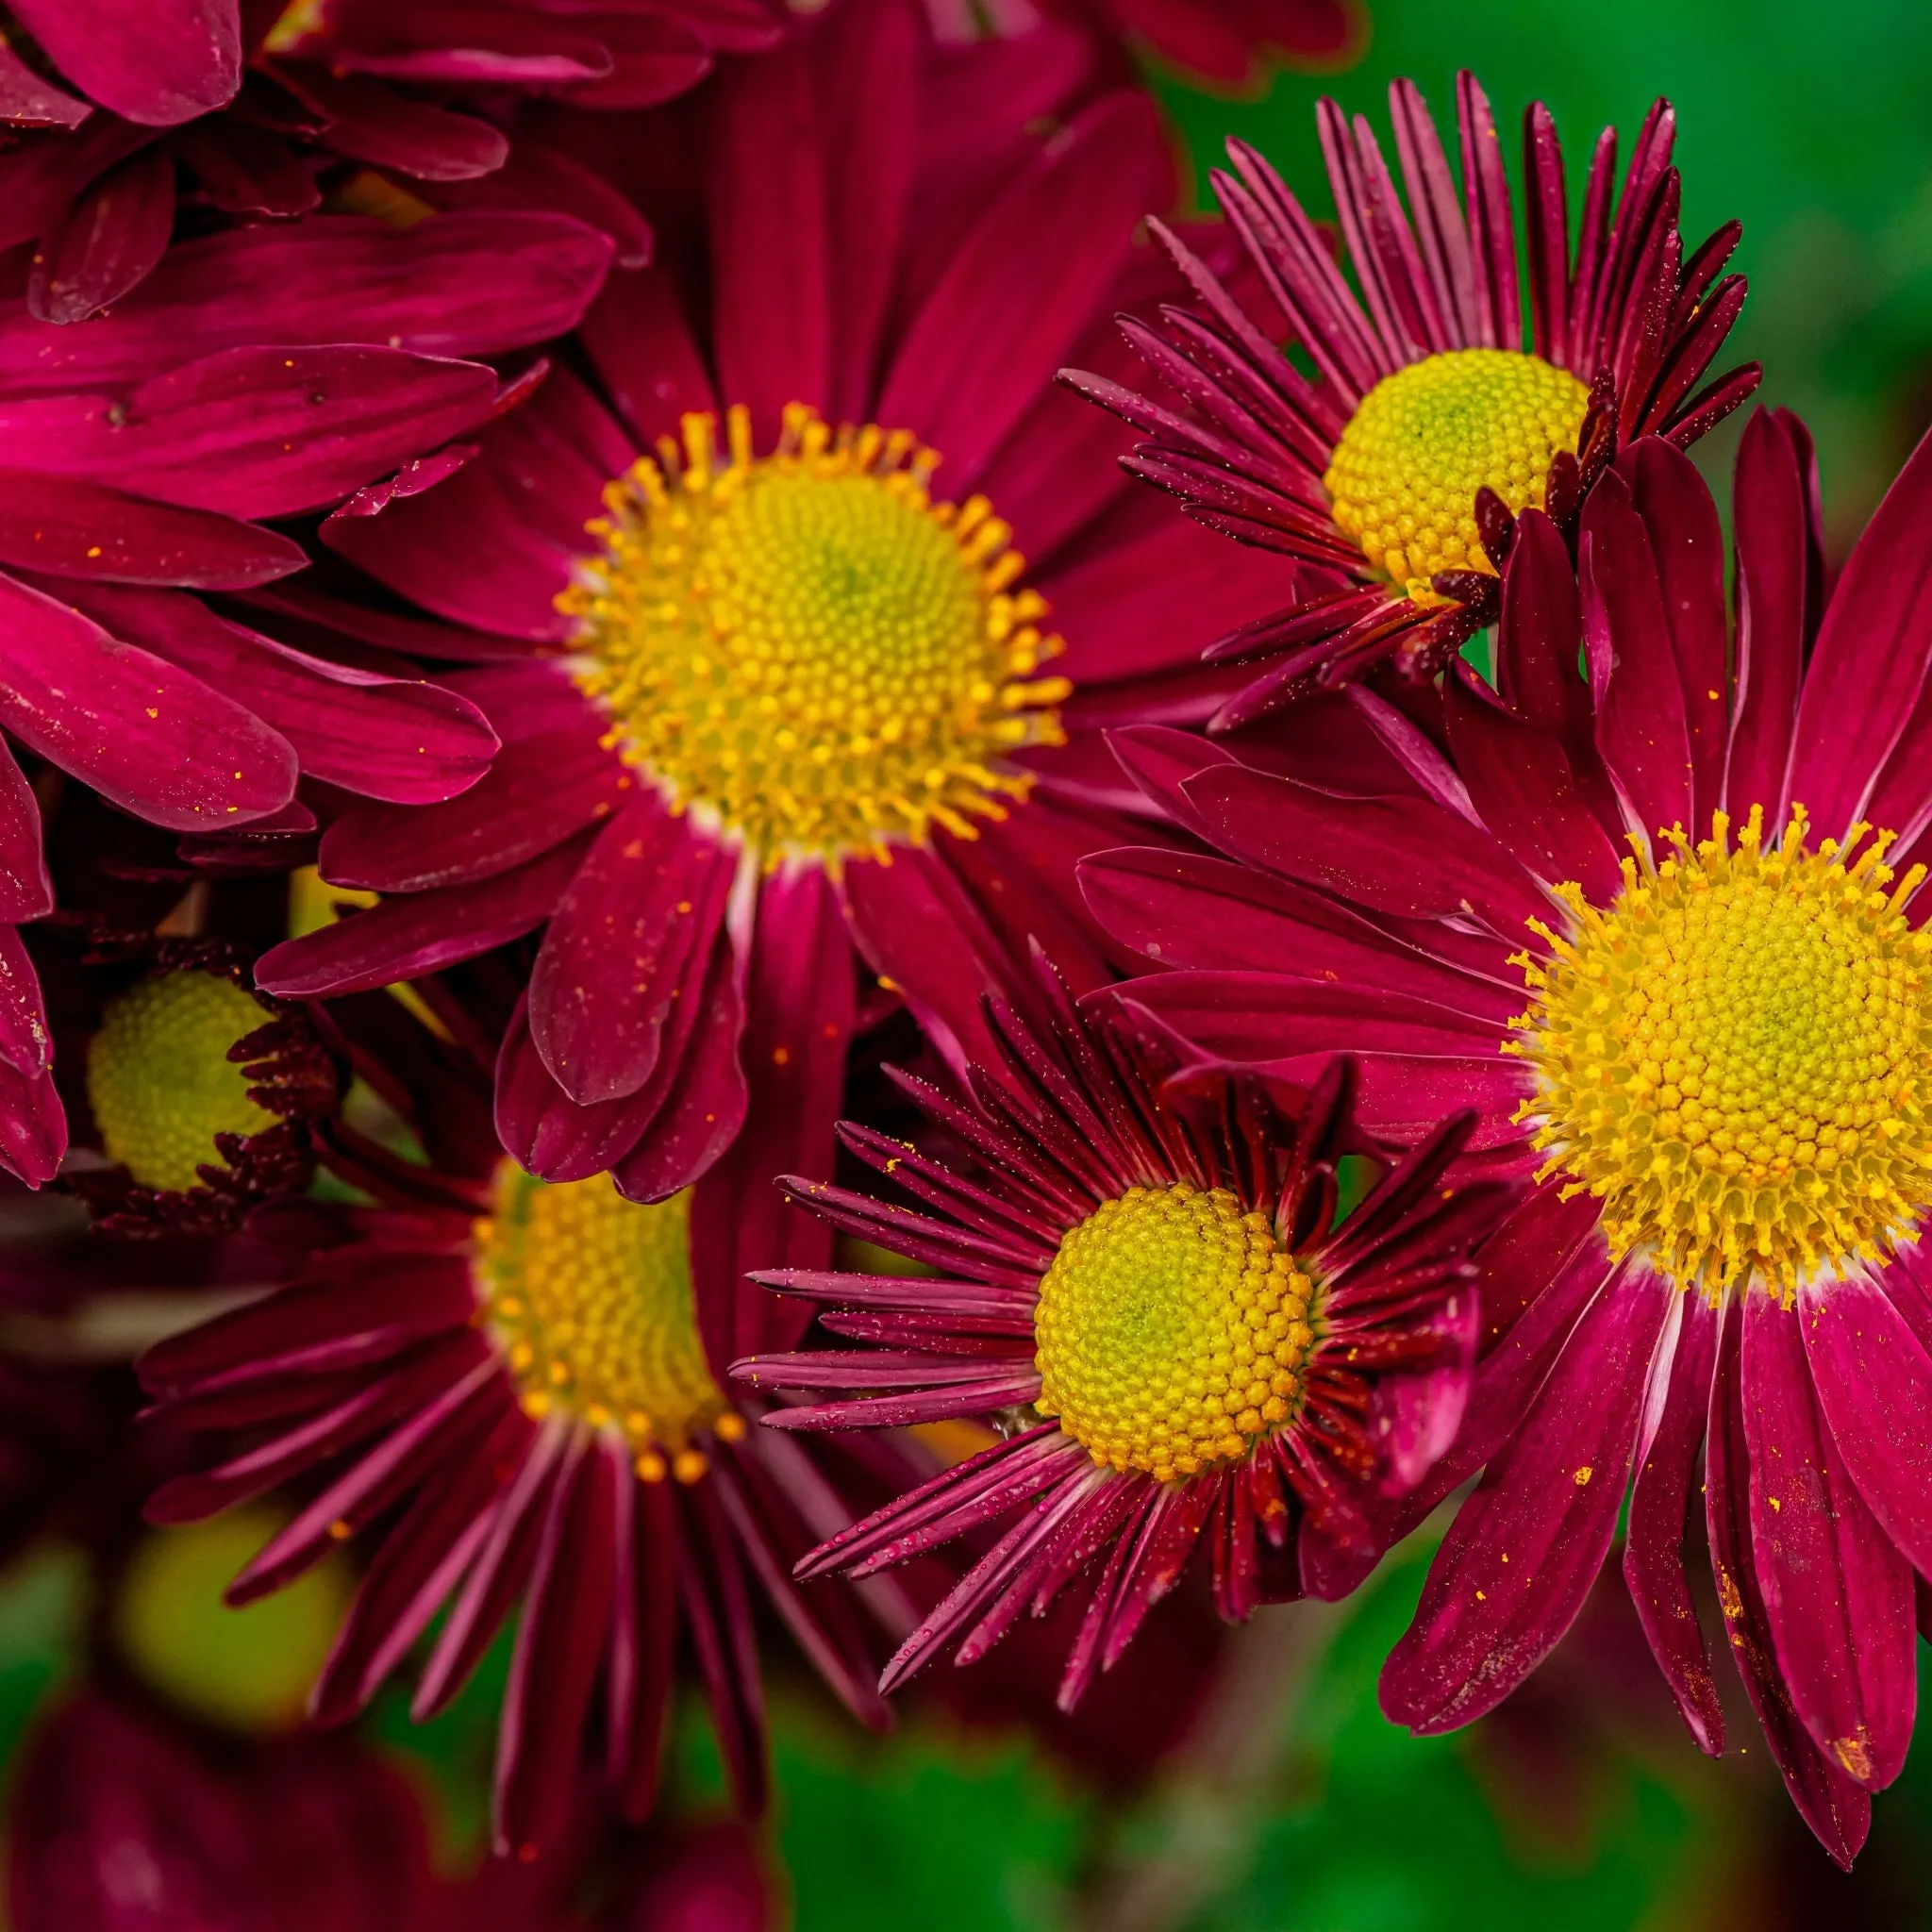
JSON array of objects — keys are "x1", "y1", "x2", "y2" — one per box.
[
  {"x1": 1032, "y1": 1183, "x2": 1317, "y2": 1482},
  {"x1": 1507, "y1": 807, "x2": 1932, "y2": 1296},
  {"x1": 560, "y1": 403, "x2": 1069, "y2": 869},
  {"x1": 85, "y1": 973, "x2": 277, "y2": 1193},
  {"x1": 474, "y1": 1163, "x2": 736, "y2": 1482},
  {"x1": 1324, "y1": 348, "x2": 1591, "y2": 602}
]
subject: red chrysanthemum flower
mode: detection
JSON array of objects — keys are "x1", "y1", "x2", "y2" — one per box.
[
  {"x1": 928, "y1": 0, "x2": 1362, "y2": 90},
  {"x1": 733, "y1": 955, "x2": 1509, "y2": 1703},
  {"x1": 0, "y1": 0, "x2": 775, "y2": 321},
  {"x1": 135, "y1": 995, "x2": 917, "y2": 1858},
  {"x1": 1082, "y1": 415, "x2": 1932, "y2": 1866},
  {"x1": 1065, "y1": 73, "x2": 1760, "y2": 724},
  {"x1": 249, "y1": 0, "x2": 1291, "y2": 1228},
  {"x1": 0, "y1": 204, "x2": 625, "y2": 1187}
]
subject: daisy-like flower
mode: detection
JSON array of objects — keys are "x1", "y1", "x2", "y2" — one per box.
[
  {"x1": 1064, "y1": 73, "x2": 1761, "y2": 725},
  {"x1": 135, "y1": 992, "x2": 914, "y2": 1857},
  {"x1": 0, "y1": 0, "x2": 774, "y2": 323},
  {"x1": 1084, "y1": 416, "x2": 1932, "y2": 1865},
  {"x1": 732, "y1": 955, "x2": 1510, "y2": 1702},
  {"x1": 251, "y1": 0, "x2": 1291, "y2": 1239}
]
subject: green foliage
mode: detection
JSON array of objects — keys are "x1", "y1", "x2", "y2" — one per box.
[{"x1": 1187, "y1": 1547, "x2": 1696, "y2": 1932}]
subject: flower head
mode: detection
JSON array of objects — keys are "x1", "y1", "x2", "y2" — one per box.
[
  {"x1": 135, "y1": 995, "x2": 912, "y2": 1857},
  {"x1": 1084, "y1": 413, "x2": 1932, "y2": 1865},
  {"x1": 252, "y1": 0, "x2": 1293, "y2": 1217},
  {"x1": 733, "y1": 955, "x2": 1509, "y2": 1702},
  {"x1": 1064, "y1": 73, "x2": 1760, "y2": 724}
]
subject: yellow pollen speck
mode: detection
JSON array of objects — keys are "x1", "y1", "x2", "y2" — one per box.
[
  {"x1": 1032, "y1": 1182, "x2": 1320, "y2": 1483},
  {"x1": 1508, "y1": 805, "x2": 1932, "y2": 1299},
  {"x1": 558, "y1": 403, "x2": 1069, "y2": 872},
  {"x1": 474, "y1": 1163, "x2": 730, "y2": 1460},
  {"x1": 1324, "y1": 348, "x2": 1590, "y2": 603},
  {"x1": 86, "y1": 972, "x2": 276, "y2": 1193},
  {"x1": 1574, "y1": 1466, "x2": 1593, "y2": 1486}
]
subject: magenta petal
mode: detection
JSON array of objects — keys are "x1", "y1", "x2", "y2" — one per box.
[
  {"x1": 322, "y1": 729, "x2": 619, "y2": 891},
  {"x1": 0, "y1": 571, "x2": 296, "y2": 828},
  {"x1": 0, "y1": 471, "x2": 302, "y2": 589},
  {"x1": 1723, "y1": 408, "x2": 1816, "y2": 822},
  {"x1": 1180, "y1": 762, "x2": 1548, "y2": 938},
  {"x1": 1803, "y1": 1268, "x2": 1932, "y2": 1579},
  {"x1": 1786, "y1": 414, "x2": 1932, "y2": 836},
  {"x1": 528, "y1": 802, "x2": 735, "y2": 1107},
  {"x1": 1742, "y1": 1291, "x2": 1916, "y2": 1790},
  {"x1": 9, "y1": 0, "x2": 239, "y2": 125},
  {"x1": 0, "y1": 737, "x2": 50, "y2": 924},
  {"x1": 255, "y1": 834, "x2": 591, "y2": 997},
  {"x1": 28, "y1": 143, "x2": 175, "y2": 325},
  {"x1": 0, "y1": 346, "x2": 500, "y2": 520},
  {"x1": 0, "y1": 42, "x2": 91, "y2": 127},
  {"x1": 494, "y1": 1439, "x2": 618, "y2": 1857},
  {"x1": 1623, "y1": 1286, "x2": 1724, "y2": 1755},
  {"x1": 880, "y1": 91, "x2": 1166, "y2": 489},
  {"x1": 1380, "y1": 1263, "x2": 1670, "y2": 1734},
  {"x1": 708, "y1": 33, "x2": 830, "y2": 434},
  {"x1": 0, "y1": 213, "x2": 613, "y2": 392},
  {"x1": 0, "y1": 1053, "x2": 63, "y2": 1188},
  {"x1": 271, "y1": 66, "x2": 508, "y2": 182},
  {"x1": 45, "y1": 580, "x2": 497, "y2": 805},
  {"x1": 0, "y1": 927, "x2": 50, "y2": 1077},
  {"x1": 1578, "y1": 471, "x2": 1693, "y2": 841},
  {"x1": 1707, "y1": 1301, "x2": 1873, "y2": 1867}
]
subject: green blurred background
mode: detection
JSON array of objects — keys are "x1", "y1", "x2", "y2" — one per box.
[{"x1": 12, "y1": 3, "x2": 1932, "y2": 1926}]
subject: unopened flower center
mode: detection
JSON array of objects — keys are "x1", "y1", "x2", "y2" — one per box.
[
  {"x1": 562, "y1": 403, "x2": 1069, "y2": 869},
  {"x1": 1033, "y1": 1183, "x2": 1317, "y2": 1483},
  {"x1": 1507, "y1": 807, "x2": 1932, "y2": 1296},
  {"x1": 474, "y1": 1164, "x2": 736, "y2": 1483},
  {"x1": 1324, "y1": 348, "x2": 1590, "y2": 603},
  {"x1": 86, "y1": 973, "x2": 277, "y2": 1193}
]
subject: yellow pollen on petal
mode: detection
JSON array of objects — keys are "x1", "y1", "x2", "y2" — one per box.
[
  {"x1": 473, "y1": 1164, "x2": 729, "y2": 1458},
  {"x1": 1507, "y1": 805, "x2": 1932, "y2": 1299},
  {"x1": 1032, "y1": 1182, "x2": 1320, "y2": 1483},
  {"x1": 1324, "y1": 348, "x2": 1590, "y2": 604},
  {"x1": 86, "y1": 972, "x2": 277, "y2": 1193},
  {"x1": 558, "y1": 403, "x2": 1069, "y2": 873}
]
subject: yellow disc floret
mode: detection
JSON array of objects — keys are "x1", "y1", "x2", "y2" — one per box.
[
  {"x1": 1507, "y1": 807, "x2": 1932, "y2": 1298},
  {"x1": 86, "y1": 973, "x2": 277, "y2": 1193},
  {"x1": 561, "y1": 403, "x2": 1070, "y2": 870},
  {"x1": 474, "y1": 1164, "x2": 737, "y2": 1483},
  {"x1": 1033, "y1": 1182, "x2": 1319, "y2": 1482},
  {"x1": 1324, "y1": 348, "x2": 1591, "y2": 601}
]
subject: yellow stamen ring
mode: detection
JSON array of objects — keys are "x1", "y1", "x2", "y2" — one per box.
[
  {"x1": 559, "y1": 403, "x2": 1069, "y2": 872},
  {"x1": 1507, "y1": 806, "x2": 1932, "y2": 1298}
]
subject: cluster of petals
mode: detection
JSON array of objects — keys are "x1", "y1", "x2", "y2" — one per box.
[
  {"x1": 7, "y1": 0, "x2": 1920, "y2": 1889},
  {"x1": 1078, "y1": 413, "x2": 1932, "y2": 1866},
  {"x1": 249, "y1": 0, "x2": 1292, "y2": 1224},
  {"x1": 1067, "y1": 72, "x2": 1760, "y2": 720},
  {"x1": 734, "y1": 957, "x2": 1511, "y2": 1703}
]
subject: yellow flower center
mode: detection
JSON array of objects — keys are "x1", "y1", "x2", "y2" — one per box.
[
  {"x1": 1507, "y1": 807, "x2": 1932, "y2": 1297},
  {"x1": 561, "y1": 403, "x2": 1070, "y2": 870},
  {"x1": 473, "y1": 1163, "x2": 739, "y2": 1484},
  {"x1": 1033, "y1": 1183, "x2": 1318, "y2": 1483},
  {"x1": 1324, "y1": 348, "x2": 1591, "y2": 603},
  {"x1": 86, "y1": 973, "x2": 278, "y2": 1192}
]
